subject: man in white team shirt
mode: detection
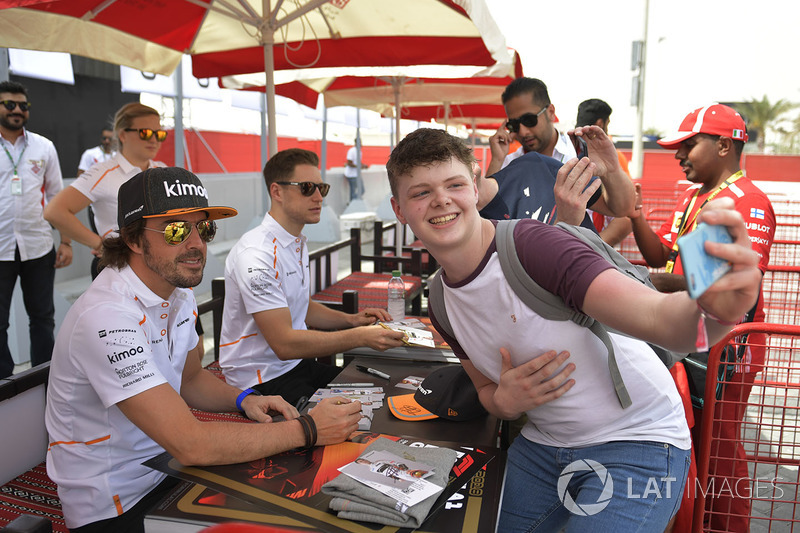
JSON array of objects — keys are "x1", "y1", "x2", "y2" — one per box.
[
  {"x1": 77, "y1": 128, "x2": 115, "y2": 176},
  {"x1": 45, "y1": 166, "x2": 363, "y2": 531},
  {"x1": 220, "y1": 148, "x2": 404, "y2": 409}
]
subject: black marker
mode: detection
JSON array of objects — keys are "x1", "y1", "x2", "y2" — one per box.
[{"x1": 356, "y1": 365, "x2": 390, "y2": 380}]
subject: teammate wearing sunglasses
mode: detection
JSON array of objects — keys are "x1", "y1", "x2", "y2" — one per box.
[
  {"x1": 45, "y1": 102, "x2": 167, "y2": 279},
  {"x1": 45, "y1": 167, "x2": 364, "y2": 531},
  {"x1": 0, "y1": 81, "x2": 72, "y2": 379},
  {"x1": 220, "y1": 149, "x2": 405, "y2": 407}
]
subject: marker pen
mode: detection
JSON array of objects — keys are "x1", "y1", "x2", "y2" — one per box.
[{"x1": 356, "y1": 365, "x2": 391, "y2": 380}]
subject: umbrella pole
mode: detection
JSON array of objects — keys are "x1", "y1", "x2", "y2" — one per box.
[
  {"x1": 174, "y1": 59, "x2": 185, "y2": 169},
  {"x1": 392, "y1": 78, "x2": 404, "y2": 260},
  {"x1": 321, "y1": 103, "x2": 327, "y2": 183},
  {"x1": 392, "y1": 78, "x2": 402, "y2": 147},
  {"x1": 262, "y1": 2, "x2": 278, "y2": 160},
  {"x1": 0, "y1": 49, "x2": 8, "y2": 82}
]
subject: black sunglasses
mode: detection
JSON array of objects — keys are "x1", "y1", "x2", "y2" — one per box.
[
  {"x1": 144, "y1": 220, "x2": 217, "y2": 246},
  {"x1": 505, "y1": 106, "x2": 548, "y2": 134},
  {"x1": 276, "y1": 181, "x2": 330, "y2": 197},
  {"x1": 0, "y1": 100, "x2": 31, "y2": 112},
  {"x1": 124, "y1": 128, "x2": 168, "y2": 142}
]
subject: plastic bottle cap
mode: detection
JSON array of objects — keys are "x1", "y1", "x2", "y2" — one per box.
[{"x1": 392, "y1": 270, "x2": 401, "y2": 277}]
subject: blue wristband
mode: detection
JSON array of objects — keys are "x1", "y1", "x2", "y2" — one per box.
[{"x1": 236, "y1": 388, "x2": 261, "y2": 411}]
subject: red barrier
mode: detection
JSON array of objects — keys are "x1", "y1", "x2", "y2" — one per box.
[{"x1": 693, "y1": 323, "x2": 800, "y2": 532}]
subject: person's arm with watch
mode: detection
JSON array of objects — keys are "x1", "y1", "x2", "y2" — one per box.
[{"x1": 116, "y1": 340, "x2": 364, "y2": 466}]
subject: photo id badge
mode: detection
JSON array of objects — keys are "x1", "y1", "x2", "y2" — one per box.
[{"x1": 10, "y1": 174, "x2": 21, "y2": 196}]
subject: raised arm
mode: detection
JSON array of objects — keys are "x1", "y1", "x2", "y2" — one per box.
[
  {"x1": 486, "y1": 123, "x2": 512, "y2": 178},
  {"x1": 572, "y1": 125, "x2": 635, "y2": 218},
  {"x1": 628, "y1": 183, "x2": 673, "y2": 267},
  {"x1": 583, "y1": 198, "x2": 760, "y2": 353}
]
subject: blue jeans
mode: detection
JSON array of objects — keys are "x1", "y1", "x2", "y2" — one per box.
[
  {"x1": 0, "y1": 247, "x2": 56, "y2": 378},
  {"x1": 346, "y1": 176, "x2": 359, "y2": 201},
  {"x1": 498, "y1": 437, "x2": 691, "y2": 533}
]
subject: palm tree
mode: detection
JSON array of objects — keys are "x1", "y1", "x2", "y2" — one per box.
[{"x1": 734, "y1": 96, "x2": 797, "y2": 152}]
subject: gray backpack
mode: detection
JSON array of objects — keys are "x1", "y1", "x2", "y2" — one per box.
[{"x1": 427, "y1": 219, "x2": 685, "y2": 410}]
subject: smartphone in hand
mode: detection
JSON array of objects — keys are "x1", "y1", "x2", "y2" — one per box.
[
  {"x1": 572, "y1": 135, "x2": 588, "y2": 159},
  {"x1": 677, "y1": 223, "x2": 734, "y2": 299}
]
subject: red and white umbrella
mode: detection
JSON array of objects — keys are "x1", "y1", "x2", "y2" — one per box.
[
  {"x1": 0, "y1": 0, "x2": 515, "y2": 157},
  {"x1": 222, "y1": 50, "x2": 522, "y2": 140},
  {"x1": 397, "y1": 103, "x2": 508, "y2": 130}
]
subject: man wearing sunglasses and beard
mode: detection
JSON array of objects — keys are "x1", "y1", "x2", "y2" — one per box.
[
  {"x1": 46, "y1": 166, "x2": 364, "y2": 531},
  {"x1": 487, "y1": 77, "x2": 575, "y2": 176},
  {"x1": 477, "y1": 77, "x2": 634, "y2": 231},
  {"x1": 0, "y1": 80, "x2": 72, "y2": 379},
  {"x1": 220, "y1": 148, "x2": 405, "y2": 408}
]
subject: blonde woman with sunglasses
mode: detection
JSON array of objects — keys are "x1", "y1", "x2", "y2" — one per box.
[{"x1": 44, "y1": 102, "x2": 168, "y2": 279}]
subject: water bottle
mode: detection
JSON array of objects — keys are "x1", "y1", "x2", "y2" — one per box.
[{"x1": 387, "y1": 270, "x2": 405, "y2": 320}]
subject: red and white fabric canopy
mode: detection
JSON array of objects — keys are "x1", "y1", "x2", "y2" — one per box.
[{"x1": 0, "y1": 0, "x2": 516, "y2": 152}]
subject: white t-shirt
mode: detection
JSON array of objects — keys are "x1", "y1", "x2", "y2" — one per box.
[
  {"x1": 78, "y1": 146, "x2": 116, "y2": 173},
  {"x1": 436, "y1": 221, "x2": 690, "y2": 450},
  {"x1": 501, "y1": 130, "x2": 578, "y2": 170},
  {"x1": 344, "y1": 146, "x2": 359, "y2": 178},
  {"x1": 0, "y1": 129, "x2": 63, "y2": 260},
  {"x1": 45, "y1": 266, "x2": 199, "y2": 529},
  {"x1": 70, "y1": 153, "x2": 164, "y2": 239},
  {"x1": 219, "y1": 212, "x2": 310, "y2": 388}
]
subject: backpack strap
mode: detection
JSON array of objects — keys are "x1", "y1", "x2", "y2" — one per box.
[
  {"x1": 426, "y1": 268, "x2": 455, "y2": 341},
  {"x1": 496, "y1": 220, "x2": 632, "y2": 409}
]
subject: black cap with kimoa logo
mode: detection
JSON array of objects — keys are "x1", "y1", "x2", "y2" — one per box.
[{"x1": 117, "y1": 167, "x2": 237, "y2": 229}]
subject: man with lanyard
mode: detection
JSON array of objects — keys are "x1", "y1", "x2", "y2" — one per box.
[
  {"x1": 629, "y1": 103, "x2": 774, "y2": 532},
  {"x1": 0, "y1": 80, "x2": 72, "y2": 378}
]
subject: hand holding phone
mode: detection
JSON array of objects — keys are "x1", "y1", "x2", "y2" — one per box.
[
  {"x1": 677, "y1": 223, "x2": 734, "y2": 299},
  {"x1": 571, "y1": 135, "x2": 588, "y2": 159}
]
